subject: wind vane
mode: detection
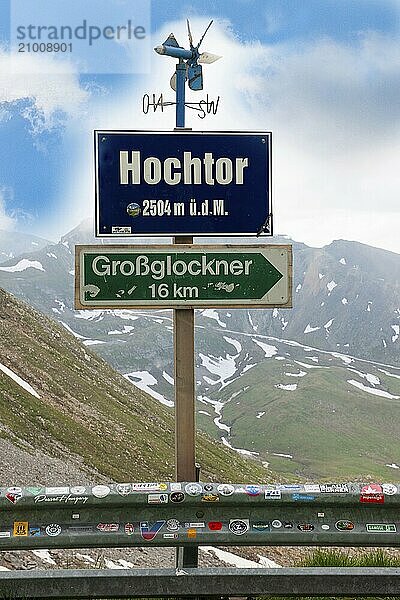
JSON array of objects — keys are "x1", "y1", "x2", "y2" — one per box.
[{"x1": 143, "y1": 20, "x2": 221, "y2": 127}]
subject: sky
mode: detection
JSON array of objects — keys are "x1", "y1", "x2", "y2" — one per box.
[{"x1": 0, "y1": 0, "x2": 399, "y2": 252}]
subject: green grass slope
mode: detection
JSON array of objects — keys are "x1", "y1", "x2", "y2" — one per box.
[
  {"x1": 203, "y1": 354, "x2": 400, "y2": 480},
  {"x1": 0, "y1": 287, "x2": 269, "y2": 484}
]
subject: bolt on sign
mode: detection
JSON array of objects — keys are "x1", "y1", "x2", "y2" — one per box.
[
  {"x1": 94, "y1": 131, "x2": 272, "y2": 237},
  {"x1": 75, "y1": 245, "x2": 292, "y2": 310}
]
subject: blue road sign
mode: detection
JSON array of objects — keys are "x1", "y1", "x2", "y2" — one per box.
[{"x1": 95, "y1": 131, "x2": 272, "y2": 237}]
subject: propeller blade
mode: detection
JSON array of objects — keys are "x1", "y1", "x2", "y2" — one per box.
[
  {"x1": 187, "y1": 19, "x2": 194, "y2": 49},
  {"x1": 162, "y1": 32, "x2": 180, "y2": 48},
  {"x1": 198, "y1": 51, "x2": 222, "y2": 64},
  {"x1": 170, "y1": 66, "x2": 188, "y2": 91},
  {"x1": 197, "y1": 19, "x2": 213, "y2": 49}
]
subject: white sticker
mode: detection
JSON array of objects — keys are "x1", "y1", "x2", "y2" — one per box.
[
  {"x1": 116, "y1": 483, "x2": 132, "y2": 496},
  {"x1": 382, "y1": 484, "x2": 397, "y2": 496},
  {"x1": 92, "y1": 485, "x2": 111, "y2": 498},
  {"x1": 112, "y1": 226, "x2": 131, "y2": 234},
  {"x1": 45, "y1": 487, "x2": 69, "y2": 495},
  {"x1": 217, "y1": 484, "x2": 235, "y2": 496},
  {"x1": 45, "y1": 524, "x2": 62, "y2": 537},
  {"x1": 170, "y1": 483, "x2": 182, "y2": 492},
  {"x1": 70, "y1": 486, "x2": 86, "y2": 495},
  {"x1": 229, "y1": 519, "x2": 249, "y2": 536},
  {"x1": 272, "y1": 520, "x2": 282, "y2": 528},
  {"x1": 148, "y1": 494, "x2": 168, "y2": 504},
  {"x1": 184, "y1": 483, "x2": 202, "y2": 496},
  {"x1": 265, "y1": 489, "x2": 281, "y2": 499},
  {"x1": 304, "y1": 484, "x2": 321, "y2": 493}
]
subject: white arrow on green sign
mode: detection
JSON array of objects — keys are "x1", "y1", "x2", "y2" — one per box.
[{"x1": 75, "y1": 245, "x2": 292, "y2": 309}]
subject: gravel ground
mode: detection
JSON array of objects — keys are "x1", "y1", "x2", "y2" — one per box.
[
  {"x1": 0, "y1": 546, "x2": 236, "y2": 571},
  {"x1": 0, "y1": 438, "x2": 107, "y2": 486}
]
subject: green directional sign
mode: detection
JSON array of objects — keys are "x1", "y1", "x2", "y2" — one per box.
[{"x1": 75, "y1": 245, "x2": 292, "y2": 309}]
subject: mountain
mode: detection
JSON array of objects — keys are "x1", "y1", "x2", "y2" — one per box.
[
  {"x1": 195, "y1": 327, "x2": 400, "y2": 480},
  {"x1": 0, "y1": 222, "x2": 399, "y2": 479},
  {"x1": 0, "y1": 286, "x2": 269, "y2": 484},
  {"x1": 0, "y1": 229, "x2": 53, "y2": 263}
]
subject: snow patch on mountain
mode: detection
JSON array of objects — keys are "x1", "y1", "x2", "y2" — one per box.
[
  {"x1": 243, "y1": 363, "x2": 256, "y2": 372},
  {"x1": 198, "y1": 395, "x2": 231, "y2": 434},
  {"x1": 223, "y1": 336, "x2": 242, "y2": 355},
  {"x1": 331, "y1": 352, "x2": 353, "y2": 365},
  {"x1": 294, "y1": 360, "x2": 329, "y2": 369},
  {"x1": 327, "y1": 280, "x2": 337, "y2": 294},
  {"x1": 162, "y1": 371, "x2": 174, "y2": 385},
  {"x1": 348, "y1": 369, "x2": 380, "y2": 386},
  {"x1": 221, "y1": 436, "x2": 259, "y2": 457},
  {"x1": 272, "y1": 452, "x2": 293, "y2": 459},
  {"x1": 32, "y1": 549, "x2": 56, "y2": 565},
  {"x1": 347, "y1": 379, "x2": 399, "y2": 399},
  {"x1": 285, "y1": 370, "x2": 307, "y2": 377},
  {"x1": 304, "y1": 323, "x2": 320, "y2": 334},
  {"x1": 75, "y1": 310, "x2": 104, "y2": 321},
  {"x1": 339, "y1": 258, "x2": 346, "y2": 265},
  {"x1": 0, "y1": 259, "x2": 45, "y2": 272},
  {"x1": 379, "y1": 368, "x2": 400, "y2": 380},
  {"x1": 0, "y1": 362, "x2": 40, "y2": 399},
  {"x1": 108, "y1": 325, "x2": 135, "y2": 335},
  {"x1": 247, "y1": 311, "x2": 257, "y2": 332},
  {"x1": 391, "y1": 325, "x2": 399, "y2": 343},
  {"x1": 253, "y1": 340, "x2": 278, "y2": 357},
  {"x1": 202, "y1": 309, "x2": 226, "y2": 328},
  {"x1": 199, "y1": 353, "x2": 237, "y2": 387},
  {"x1": 125, "y1": 371, "x2": 174, "y2": 407},
  {"x1": 275, "y1": 383, "x2": 297, "y2": 391}
]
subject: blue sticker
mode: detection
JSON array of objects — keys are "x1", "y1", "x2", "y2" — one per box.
[
  {"x1": 245, "y1": 485, "x2": 261, "y2": 496},
  {"x1": 292, "y1": 494, "x2": 315, "y2": 502},
  {"x1": 140, "y1": 520, "x2": 165, "y2": 541}
]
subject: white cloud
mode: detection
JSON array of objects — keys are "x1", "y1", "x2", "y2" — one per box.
[
  {"x1": 0, "y1": 50, "x2": 89, "y2": 133},
  {"x1": 0, "y1": 190, "x2": 16, "y2": 231},
  {"x1": 57, "y1": 20, "x2": 400, "y2": 252}
]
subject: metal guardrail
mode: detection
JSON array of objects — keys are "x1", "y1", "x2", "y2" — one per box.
[
  {"x1": 0, "y1": 481, "x2": 399, "y2": 550},
  {"x1": 1, "y1": 481, "x2": 399, "y2": 599},
  {"x1": 1, "y1": 567, "x2": 400, "y2": 599}
]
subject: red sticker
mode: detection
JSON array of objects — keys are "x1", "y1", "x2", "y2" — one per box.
[
  {"x1": 208, "y1": 521, "x2": 223, "y2": 531},
  {"x1": 361, "y1": 484, "x2": 382, "y2": 495},
  {"x1": 360, "y1": 494, "x2": 384, "y2": 504}
]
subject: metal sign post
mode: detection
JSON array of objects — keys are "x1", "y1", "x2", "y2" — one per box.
[
  {"x1": 155, "y1": 20, "x2": 224, "y2": 570},
  {"x1": 88, "y1": 19, "x2": 279, "y2": 570}
]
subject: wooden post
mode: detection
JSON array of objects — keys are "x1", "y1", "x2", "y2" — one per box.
[
  {"x1": 174, "y1": 235, "x2": 198, "y2": 569},
  {"x1": 173, "y1": 235, "x2": 196, "y2": 482}
]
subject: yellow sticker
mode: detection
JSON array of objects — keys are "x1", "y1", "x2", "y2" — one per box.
[
  {"x1": 160, "y1": 483, "x2": 168, "y2": 491},
  {"x1": 13, "y1": 521, "x2": 28, "y2": 537},
  {"x1": 187, "y1": 528, "x2": 197, "y2": 539}
]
